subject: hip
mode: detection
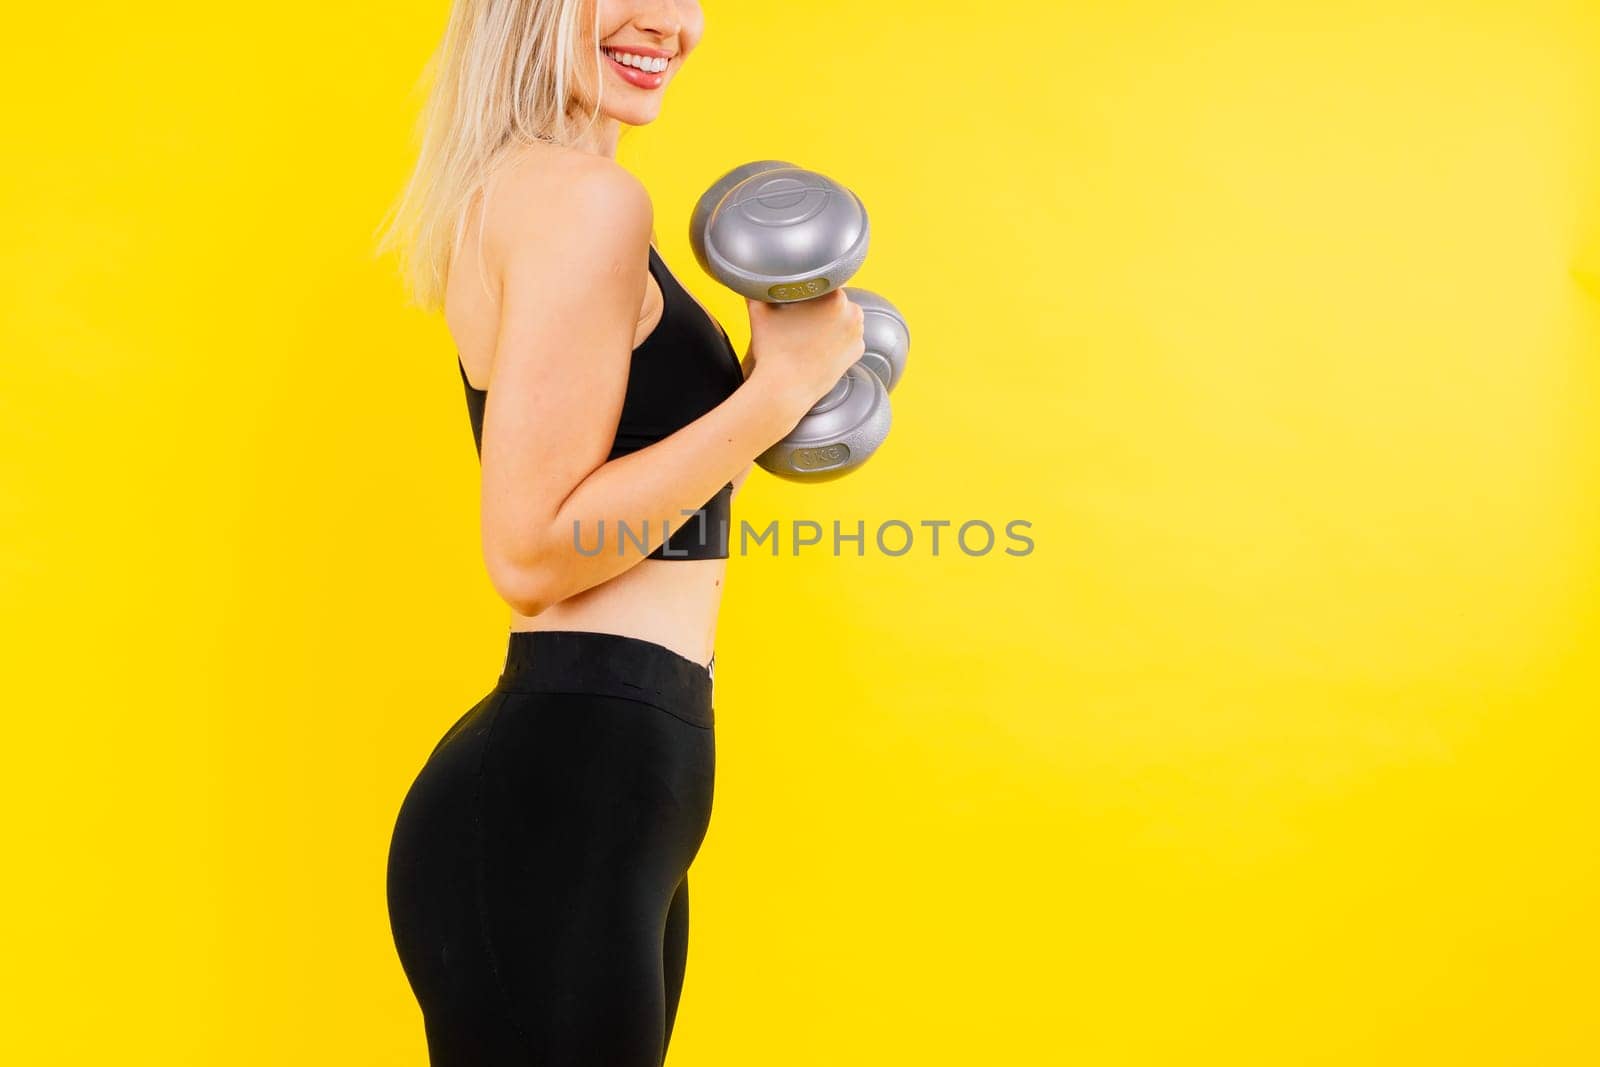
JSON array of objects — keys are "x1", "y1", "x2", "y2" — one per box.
[{"x1": 390, "y1": 630, "x2": 717, "y2": 890}]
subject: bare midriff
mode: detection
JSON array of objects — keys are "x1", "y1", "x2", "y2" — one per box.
[{"x1": 509, "y1": 553, "x2": 730, "y2": 669}]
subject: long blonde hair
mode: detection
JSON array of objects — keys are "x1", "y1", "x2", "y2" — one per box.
[{"x1": 378, "y1": 0, "x2": 604, "y2": 309}]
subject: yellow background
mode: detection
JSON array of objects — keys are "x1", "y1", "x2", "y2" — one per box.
[{"x1": 3, "y1": 0, "x2": 1598, "y2": 1063}]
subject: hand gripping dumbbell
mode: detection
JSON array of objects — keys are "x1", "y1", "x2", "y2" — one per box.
[{"x1": 690, "y1": 161, "x2": 910, "y2": 482}]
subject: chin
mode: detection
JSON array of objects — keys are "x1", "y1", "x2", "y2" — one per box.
[
  {"x1": 610, "y1": 105, "x2": 663, "y2": 127},
  {"x1": 604, "y1": 83, "x2": 670, "y2": 127}
]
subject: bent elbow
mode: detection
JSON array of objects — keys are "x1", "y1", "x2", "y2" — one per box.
[
  {"x1": 503, "y1": 566, "x2": 562, "y2": 618},
  {"x1": 510, "y1": 594, "x2": 550, "y2": 619},
  {"x1": 486, "y1": 551, "x2": 562, "y2": 618}
]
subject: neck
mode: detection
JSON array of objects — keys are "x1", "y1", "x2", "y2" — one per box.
[{"x1": 564, "y1": 107, "x2": 623, "y2": 158}]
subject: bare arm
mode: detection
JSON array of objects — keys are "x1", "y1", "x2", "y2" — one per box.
[{"x1": 475, "y1": 157, "x2": 802, "y2": 615}]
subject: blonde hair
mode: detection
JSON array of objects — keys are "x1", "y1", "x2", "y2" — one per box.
[{"x1": 378, "y1": 0, "x2": 605, "y2": 309}]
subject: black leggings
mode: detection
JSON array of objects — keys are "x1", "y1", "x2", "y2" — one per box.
[{"x1": 387, "y1": 630, "x2": 716, "y2": 1066}]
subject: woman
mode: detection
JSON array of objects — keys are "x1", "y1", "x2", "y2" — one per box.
[{"x1": 381, "y1": 1, "x2": 866, "y2": 1064}]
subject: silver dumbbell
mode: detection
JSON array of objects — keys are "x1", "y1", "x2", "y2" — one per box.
[{"x1": 691, "y1": 162, "x2": 910, "y2": 481}]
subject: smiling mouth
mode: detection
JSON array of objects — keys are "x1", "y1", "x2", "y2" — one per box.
[
  {"x1": 602, "y1": 46, "x2": 671, "y2": 74},
  {"x1": 601, "y1": 46, "x2": 674, "y2": 93}
]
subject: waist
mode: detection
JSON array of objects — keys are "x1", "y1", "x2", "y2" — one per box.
[
  {"x1": 495, "y1": 629, "x2": 714, "y2": 727},
  {"x1": 510, "y1": 556, "x2": 725, "y2": 668}
]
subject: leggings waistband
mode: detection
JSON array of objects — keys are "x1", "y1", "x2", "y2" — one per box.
[{"x1": 495, "y1": 629, "x2": 714, "y2": 728}]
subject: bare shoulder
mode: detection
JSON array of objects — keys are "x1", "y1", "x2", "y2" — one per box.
[{"x1": 483, "y1": 141, "x2": 653, "y2": 264}]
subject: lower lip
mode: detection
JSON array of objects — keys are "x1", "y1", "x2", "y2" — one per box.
[{"x1": 605, "y1": 52, "x2": 667, "y2": 90}]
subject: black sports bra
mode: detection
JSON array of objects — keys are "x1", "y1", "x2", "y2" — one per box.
[{"x1": 458, "y1": 243, "x2": 745, "y2": 560}]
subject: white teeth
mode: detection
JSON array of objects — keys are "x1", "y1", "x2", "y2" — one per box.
[{"x1": 605, "y1": 48, "x2": 668, "y2": 74}]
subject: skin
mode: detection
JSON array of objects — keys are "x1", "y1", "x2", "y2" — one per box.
[{"x1": 444, "y1": 0, "x2": 866, "y2": 667}]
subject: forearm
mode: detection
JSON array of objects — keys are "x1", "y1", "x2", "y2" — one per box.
[{"x1": 520, "y1": 376, "x2": 800, "y2": 605}]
